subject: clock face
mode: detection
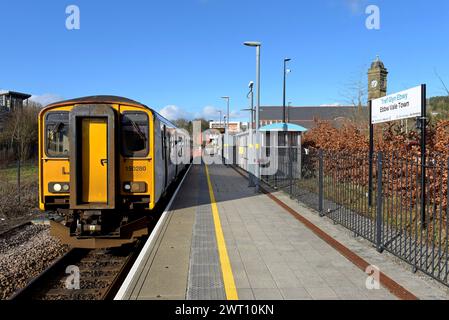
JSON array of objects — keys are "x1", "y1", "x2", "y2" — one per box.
[{"x1": 371, "y1": 80, "x2": 378, "y2": 88}]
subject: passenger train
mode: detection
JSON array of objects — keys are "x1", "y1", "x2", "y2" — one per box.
[{"x1": 38, "y1": 96, "x2": 191, "y2": 248}]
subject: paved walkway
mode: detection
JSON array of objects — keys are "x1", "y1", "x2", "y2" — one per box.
[
  {"x1": 208, "y1": 165, "x2": 395, "y2": 300},
  {"x1": 120, "y1": 164, "x2": 449, "y2": 300}
]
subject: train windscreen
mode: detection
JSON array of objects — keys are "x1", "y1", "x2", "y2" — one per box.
[
  {"x1": 46, "y1": 112, "x2": 69, "y2": 157},
  {"x1": 121, "y1": 112, "x2": 149, "y2": 157}
]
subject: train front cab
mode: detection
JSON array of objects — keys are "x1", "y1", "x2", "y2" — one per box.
[{"x1": 39, "y1": 100, "x2": 156, "y2": 248}]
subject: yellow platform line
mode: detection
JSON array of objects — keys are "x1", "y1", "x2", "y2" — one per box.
[{"x1": 204, "y1": 165, "x2": 239, "y2": 300}]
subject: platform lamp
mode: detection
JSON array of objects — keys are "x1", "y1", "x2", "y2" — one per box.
[{"x1": 244, "y1": 41, "x2": 261, "y2": 193}]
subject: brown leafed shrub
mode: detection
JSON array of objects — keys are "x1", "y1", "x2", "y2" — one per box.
[{"x1": 303, "y1": 119, "x2": 449, "y2": 220}]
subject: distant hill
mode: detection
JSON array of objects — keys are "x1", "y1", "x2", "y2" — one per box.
[
  {"x1": 429, "y1": 96, "x2": 449, "y2": 121},
  {"x1": 430, "y1": 96, "x2": 449, "y2": 107}
]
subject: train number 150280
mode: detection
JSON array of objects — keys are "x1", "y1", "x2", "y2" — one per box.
[{"x1": 125, "y1": 166, "x2": 147, "y2": 172}]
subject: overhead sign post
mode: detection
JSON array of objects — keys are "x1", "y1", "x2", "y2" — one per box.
[{"x1": 368, "y1": 84, "x2": 427, "y2": 226}]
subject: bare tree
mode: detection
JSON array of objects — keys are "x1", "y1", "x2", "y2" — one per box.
[
  {"x1": 4, "y1": 101, "x2": 41, "y2": 161},
  {"x1": 339, "y1": 68, "x2": 369, "y2": 128},
  {"x1": 341, "y1": 77, "x2": 368, "y2": 108}
]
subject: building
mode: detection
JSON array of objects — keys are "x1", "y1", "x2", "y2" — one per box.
[
  {"x1": 0, "y1": 91, "x2": 31, "y2": 112},
  {"x1": 259, "y1": 105, "x2": 365, "y2": 129},
  {"x1": 209, "y1": 121, "x2": 247, "y2": 134},
  {"x1": 0, "y1": 91, "x2": 32, "y2": 132},
  {"x1": 367, "y1": 56, "x2": 388, "y2": 101}
]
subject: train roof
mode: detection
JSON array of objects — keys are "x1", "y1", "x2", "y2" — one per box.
[
  {"x1": 46, "y1": 95, "x2": 147, "y2": 109},
  {"x1": 44, "y1": 95, "x2": 177, "y2": 128}
]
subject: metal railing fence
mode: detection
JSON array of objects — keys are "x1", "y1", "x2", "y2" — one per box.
[{"x1": 259, "y1": 147, "x2": 449, "y2": 287}]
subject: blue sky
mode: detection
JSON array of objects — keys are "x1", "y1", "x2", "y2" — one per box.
[{"x1": 1, "y1": 0, "x2": 448, "y2": 121}]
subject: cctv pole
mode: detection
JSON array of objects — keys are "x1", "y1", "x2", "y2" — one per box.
[
  {"x1": 248, "y1": 83, "x2": 256, "y2": 187},
  {"x1": 221, "y1": 97, "x2": 230, "y2": 165},
  {"x1": 227, "y1": 99, "x2": 230, "y2": 135},
  {"x1": 283, "y1": 58, "x2": 292, "y2": 193}
]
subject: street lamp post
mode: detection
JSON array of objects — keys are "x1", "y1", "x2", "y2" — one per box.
[
  {"x1": 221, "y1": 96, "x2": 230, "y2": 165},
  {"x1": 283, "y1": 59, "x2": 292, "y2": 195},
  {"x1": 218, "y1": 110, "x2": 222, "y2": 126},
  {"x1": 223, "y1": 115, "x2": 227, "y2": 162},
  {"x1": 244, "y1": 41, "x2": 261, "y2": 193},
  {"x1": 283, "y1": 58, "x2": 291, "y2": 124}
]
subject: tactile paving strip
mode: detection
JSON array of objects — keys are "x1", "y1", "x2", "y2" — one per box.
[{"x1": 186, "y1": 171, "x2": 226, "y2": 300}]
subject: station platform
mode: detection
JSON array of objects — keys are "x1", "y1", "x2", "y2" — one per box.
[{"x1": 115, "y1": 164, "x2": 449, "y2": 300}]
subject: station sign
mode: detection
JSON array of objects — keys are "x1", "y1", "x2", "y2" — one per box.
[{"x1": 371, "y1": 85, "x2": 423, "y2": 124}]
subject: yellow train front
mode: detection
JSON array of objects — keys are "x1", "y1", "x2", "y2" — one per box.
[{"x1": 38, "y1": 96, "x2": 190, "y2": 248}]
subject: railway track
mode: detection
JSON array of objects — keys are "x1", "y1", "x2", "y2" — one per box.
[
  {"x1": 10, "y1": 241, "x2": 144, "y2": 300},
  {"x1": 0, "y1": 222, "x2": 32, "y2": 238}
]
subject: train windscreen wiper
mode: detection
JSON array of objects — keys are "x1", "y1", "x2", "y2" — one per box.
[
  {"x1": 129, "y1": 119, "x2": 146, "y2": 142},
  {"x1": 50, "y1": 122, "x2": 64, "y2": 136}
]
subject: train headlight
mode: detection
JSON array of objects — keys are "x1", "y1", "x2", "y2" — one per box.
[
  {"x1": 123, "y1": 182, "x2": 147, "y2": 193},
  {"x1": 49, "y1": 183, "x2": 70, "y2": 193}
]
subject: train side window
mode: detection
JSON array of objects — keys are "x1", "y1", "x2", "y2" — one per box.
[
  {"x1": 161, "y1": 125, "x2": 166, "y2": 160},
  {"x1": 46, "y1": 112, "x2": 69, "y2": 158},
  {"x1": 166, "y1": 132, "x2": 171, "y2": 155},
  {"x1": 121, "y1": 112, "x2": 149, "y2": 157}
]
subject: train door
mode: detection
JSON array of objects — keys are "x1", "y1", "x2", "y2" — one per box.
[
  {"x1": 168, "y1": 132, "x2": 175, "y2": 182},
  {"x1": 81, "y1": 118, "x2": 108, "y2": 203},
  {"x1": 70, "y1": 105, "x2": 116, "y2": 209},
  {"x1": 154, "y1": 119, "x2": 165, "y2": 203},
  {"x1": 174, "y1": 132, "x2": 178, "y2": 177},
  {"x1": 163, "y1": 125, "x2": 168, "y2": 189}
]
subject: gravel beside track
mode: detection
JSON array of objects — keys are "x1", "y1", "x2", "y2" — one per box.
[{"x1": 0, "y1": 224, "x2": 69, "y2": 299}]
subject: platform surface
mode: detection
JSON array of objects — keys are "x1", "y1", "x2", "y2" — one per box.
[{"x1": 119, "y1": 164, "x2": 449, "y2": 300}]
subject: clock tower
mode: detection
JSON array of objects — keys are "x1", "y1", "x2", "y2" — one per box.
[{"x1": 368, "y1": 56, "x2": 388, "y2": 101}]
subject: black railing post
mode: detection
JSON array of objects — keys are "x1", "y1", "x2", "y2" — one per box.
[
  {"x1": 289, "y1": 144, "x2": 293, "y2": 198},
  {"x1": 376, "y1": 152, "x2": 384, "y2": 253},
  {"x1": 420, "y1": 84, "x2": 427, "y2": 228},
  {"x1": 274, "y1": 146, "x2": 278, "y2": 188},
  {"x1": 319, "y1": 150, "x2": 324, "y2": 216},
  {"x1": 368, "y1": 100, "x2": 374, "y2": 207}
]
